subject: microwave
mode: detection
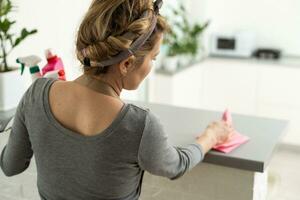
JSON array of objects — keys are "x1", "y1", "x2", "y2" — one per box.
[{"x1": 210, "y1": 32, "x2": 256, "y2": 58}]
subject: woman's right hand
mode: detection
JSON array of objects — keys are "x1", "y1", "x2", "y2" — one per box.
[
  {"x1": 196, "y1": 120, "x2": 234, "y2": 154},
  {"x1": 204, "y1": 120, "x2": 234, "y2": 145}
]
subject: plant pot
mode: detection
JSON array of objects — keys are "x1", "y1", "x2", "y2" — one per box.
[
  {"x1": 177, "y1": 54, "x2": 193, "y2": 68},
  {"x1": 0, "y1": 68, "x2": 28, "y2": 111},
  {"x1": 162, "y1": 56, "x2": 179, "y2": 72}
]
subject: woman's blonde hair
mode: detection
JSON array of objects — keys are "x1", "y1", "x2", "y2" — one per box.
[{"x1": 76, "y1": 0, "x2": 169, "y2": 75}]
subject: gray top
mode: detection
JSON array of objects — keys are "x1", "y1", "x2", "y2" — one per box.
[
  {"x1": 0, "y1": 78, "x2": 204, "y2": 200},
  {"x1": 127, "y1": 101, "x2": 290, "y2": 172}
]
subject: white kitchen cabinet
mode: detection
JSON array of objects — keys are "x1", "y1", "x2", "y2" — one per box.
[
  {"x1": 200, "y1": 59, "x2": 259, "y2": 115},
  {"x1": 149, "y1": 63, "x2": 205, "y2": 109},
  {"x1": 148, "y1": 73, "x2": 174, "y2": 105},
  {"x1": 149, "y1": 57, "x2": 300, "y2": 146},
  {"x1": 172, "y1": 64, "x2": 204, "y2": 109},
  {"x1": 258, "y1": 65, "x2": 300, "y2": 107},
  {"x1": 256, "y1": 65, "x2": 300, "y2": 145}
]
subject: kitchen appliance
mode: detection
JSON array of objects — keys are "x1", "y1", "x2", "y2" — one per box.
[
  {"x1": 210, "y1": 31, "x2": 256, "y2": 58},
  {"x1": 253, "y1": 48, "x2": 281, "y2": 60}
]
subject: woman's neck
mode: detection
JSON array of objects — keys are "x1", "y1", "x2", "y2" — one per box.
[{"x1": 73, "y1": 75, "x2": 122, "y2": 100}]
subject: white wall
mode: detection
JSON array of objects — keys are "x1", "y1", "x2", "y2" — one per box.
[
  {"x1": 163, "y1": 0, "x2": 206, "y2": 22},
  {"x1": 8, "y1": 0, "x2": 144, "y2": 101},
  {"x1": 199, "y1": 0, "x2": 300, "y2": 56}
]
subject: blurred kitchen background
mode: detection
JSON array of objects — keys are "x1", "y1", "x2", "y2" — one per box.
[{"x1": 0, "y1": 0, "x2": 300, "y2": 199}]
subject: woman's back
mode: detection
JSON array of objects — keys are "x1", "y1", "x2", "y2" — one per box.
[
  {"x1": 48, "y1": 78, "x2": 125, "y2": 137},
  {"x1": 27, "y1": 78, "x2": 146, "y2": 199}
]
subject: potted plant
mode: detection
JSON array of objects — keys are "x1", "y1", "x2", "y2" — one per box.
[
  {"x1": 0, "y1": 0, "x2": 37, "y2": 111},
  {"x1": 162, "y1": 3, "x2": 209, "y2": 72}
]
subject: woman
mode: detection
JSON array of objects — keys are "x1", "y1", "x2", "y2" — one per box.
[{"x1": 0, "y1": 0, "x2": 233, "y2": 199}]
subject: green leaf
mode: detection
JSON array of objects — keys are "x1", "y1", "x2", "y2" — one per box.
[
  {"x1": 13, "y1": 28, "x2": 37, "y2": 47},
  {"x1": 173, "y1": 10, "x2": 179, "y2": 15},
  {"x1": 164, "y1": 3, "x2": 210, "y2": 56},
  {"x1": 0, "y1": 0, "x2": 13, "y2": 16},
  {"x1": 0, "y1": 18, "x2": 15, "y2": 33}
]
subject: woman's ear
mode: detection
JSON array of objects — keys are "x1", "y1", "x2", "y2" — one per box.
[{"x1": 119, "y1": 56, "x2": 135, "y2": 76}]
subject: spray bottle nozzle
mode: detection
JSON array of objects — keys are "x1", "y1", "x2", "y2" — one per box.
[
  {"x1": 16, "y1": 55, "x2": 42, "y2": 76},
  {"x1": 16, "y1": 58, "x2": 25, "y2": 75}
]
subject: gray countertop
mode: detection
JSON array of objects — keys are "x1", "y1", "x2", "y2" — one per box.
[
  {"x1": 126, "y1": 100, "x2": 290, "y2": 173},
  {"x1": 0, "y1": 101, "x2": 289, "y2": 173}
]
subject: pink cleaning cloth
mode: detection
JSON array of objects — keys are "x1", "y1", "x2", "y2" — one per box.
[{"x1": 212, "y1": 109, "x2": 250, "y2": 153}]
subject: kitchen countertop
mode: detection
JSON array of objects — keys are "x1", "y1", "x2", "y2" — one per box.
[
  {"x1": 126, "y1": 100, "x2": 290, "y2": 173},
  {"x1": 155, "y1": 56, "x2": 300, "y2": 76},
  {"x1": 207, "y1": 56, "x2": 300, "y2": 68},
  {"x1": 0, "y1": 100, "x2": 289, "y2": 173}
]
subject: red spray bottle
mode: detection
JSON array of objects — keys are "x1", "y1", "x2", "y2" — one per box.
[{"x1": 42, "y1": 49, "x2": 66, "y2": 80}]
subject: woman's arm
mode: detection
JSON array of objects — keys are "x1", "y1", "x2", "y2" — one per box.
[
  {"x1": 137, "y1": 108, "x2": 233, "y2": 181},
  {"x1": 0, "y1": 91, "x2": 33, "y2": 177},
  {"x1": 137, "y1": 110, "x2": 205, "y2": 180}
]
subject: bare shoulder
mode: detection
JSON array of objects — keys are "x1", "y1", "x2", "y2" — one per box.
[
  {"x1": 47, "y1": 80, "x2": 125, "y2": 136},
  {"x1": 49, "y1": 80, "x2": 123, "y2": 107},
  {"x1": 48, "y1": 80, "x2": 73, "y2": 102}
]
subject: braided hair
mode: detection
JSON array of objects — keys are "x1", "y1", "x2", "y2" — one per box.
[{"x1": 76, "y1": 0, "x2": 169, "y2": 76}]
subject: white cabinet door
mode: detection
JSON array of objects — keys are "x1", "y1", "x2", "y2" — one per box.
[
  {"x1": 257, "y1": 65, "x2": 300, "y2": 145},
  {"x1": 172, "y1": 64, "x2": 204, "y2": 109},
  {"x1": 148, "y1": 73, "x2": 174, "y2": 105},
  {"x1": 149, "y1": 64, "x2": 204, "y2": 109},
  {"x1": 200, "y1": 59, "x2": 258, "y2": 115},
  {"x1": 258, "y1": 66, "x2": 300, "y2": 107}
]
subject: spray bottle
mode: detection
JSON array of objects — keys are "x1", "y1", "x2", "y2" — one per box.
[
  {"x1": 42, "y1": 49, "x2": 66, "y2": 80},
  {"x1": 16, "y1": 55, "x2": 42, "y2": 82}
]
